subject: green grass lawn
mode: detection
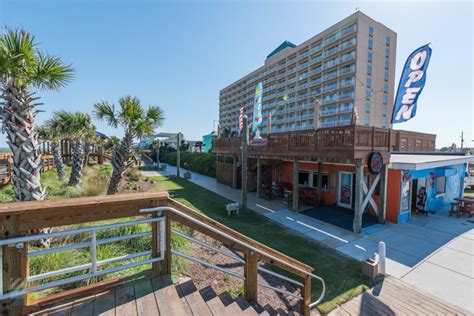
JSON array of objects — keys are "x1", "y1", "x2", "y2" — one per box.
[
  {"x1": 150, "y1": 176, "x2": 375, "y2": 314},
  {"x1": 0, "y1": 164, "x2": 112, "y2": 202}
]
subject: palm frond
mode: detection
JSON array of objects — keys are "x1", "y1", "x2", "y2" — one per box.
[
  {"x1": 94, "y1": 101, "x2": 118, "y2": 128},
  {"x1": 32, "y1": 52, "x2": 74, "y2": 90},
  {"x1": 145, "y1": 106, "x2": 165, "y2": 127}
]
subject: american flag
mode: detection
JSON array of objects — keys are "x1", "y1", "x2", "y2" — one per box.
[{"x1": 238, "y1": 106, "x2": 244, "y2": 134}]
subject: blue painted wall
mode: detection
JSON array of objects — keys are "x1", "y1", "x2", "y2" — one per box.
[{"x1": 402, "y1": 163, "x2": 466, "y2": 214}]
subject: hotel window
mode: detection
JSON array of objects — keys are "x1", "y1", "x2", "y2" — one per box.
[
  {"x1": 385, "y1": 47, "x2": 390, "y2": 57},
  {"x1": 386, "y1": 36, "x2": 391, "y2": 46},
  {"x1": 366, "y1": 89, "x2": 371, "y2": 99},
  {"x1": 436, "y1": 176, "x2": 446, "y2": 194},
  {"x1": 366, "y1": 78, "x2": 372, "y2": 88},
  {"x1": 368, "y1": 39, "x2": 373, "y2": 49},
  {"x1": 383, "y1": 95, "x2": 388, "y2": 105},
  {"x1": 364, "y1": 115, "x2": 370, "y2": 125},
  {"x1": 369, "y1": 26, "x2": 374, "y2": 36},
  {"x1": 384, "y1": 83, "x2": 388, "y2": 93},
  {"x1": 368, "y1": 51, "x2": 373, "y2": 62},
  {"x1": 298, "y1": 171, "x2": 310, "y2": 186},
  {"x1": 383, "y1": 104, "x2": 387, "y2": 115},
  {"x1": 367, "y1": 64, "x2": 372, "y2": 75},
  {"x1": 382, "y1": 118, "x2": 387, "y2": 128},
  {"x1": 312, "y1": 173, "x2": 329, "y2": 191},
  {"x1": 384, "y1": 71, "x2": 389, "y2": 81},
  {"x1": 365, "y1": 101, "x2": 370, "y2": 113}
]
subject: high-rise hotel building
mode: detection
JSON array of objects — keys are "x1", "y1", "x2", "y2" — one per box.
[{"x1": 218, "y1": 12, "x2": 397, "y2": 134}]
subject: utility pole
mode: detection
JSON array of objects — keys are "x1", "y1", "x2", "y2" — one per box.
[
  {"x1": 460, "y1": 132, "x2": 464, "y2": 150},
  {"x1": 176, "y1": 133, "x2": 180, "y2": 177},
  {"x1": 241, "y1": 115, "x2": 248, "y2": 214}
]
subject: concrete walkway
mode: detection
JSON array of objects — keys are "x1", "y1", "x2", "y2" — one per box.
[{"x1": 142, "y1": 164, "x2": 474, "y2": 313}]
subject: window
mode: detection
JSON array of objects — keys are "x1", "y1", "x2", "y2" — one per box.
[
  {"x1": 384, "y1": 71, "x2": 389, "y2": 81},
  {"x1": 382, "y1": 118, "x2": 387, "y2": 128},
  {"x1": 368, "y1": 51, "x2": 373, "y2": 62},
  {"x1": 384, "y1": 83, "x2": 388, "y2": 93},
  {"x1": 369, "y1": 26, "x2": 374, "y2": 36},
  {"x1": 385, "y1": 47, "x2": 390, "y2": 57},
  {"x1": 298, "y1": 171, "x2": 310, "y2": 186},
  {"x1": 364, "y1": 115, "x2": 370, "y2": 125},
  {"x1": 366, "y1": 78, "x2": 372, "y2": 88},
  {"x1": 368, "y1": 39, "x2": 373, "y2": 49},
  {"x1": 385, "y1": 60, "x2": 390, "y2": 69},
  {"x1": 367, "y1": 64, "x2": 372, "y2": 75},
  {"x1": 383, "y1": 95, "x2": 388, "y2": 105},
  {"x1": 383, "y1": 104, "x2": 387, "y2": 115},
  {"x1": 366, "y1": 89, "x2": 371, "y2": 99},
  {"x1": 365, "y1": 101, "x2": 370, "y2": 113},
  {"x1": 386, "y1": 36, "x2": 391, "y2": 46},
  {"x1": 436, "y1": 176, "x2": 446, "y2": 194},
  {"x1": 312, "y1": 173, "x2": 329, "y2": 191}
]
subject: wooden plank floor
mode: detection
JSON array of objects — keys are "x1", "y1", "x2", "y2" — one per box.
[
  {"x1": 329, "y1": 276, "x2": 472, "y2": 316},
  {"x1": 28, "y1": 277, "x2": 274, "y2": 316}
]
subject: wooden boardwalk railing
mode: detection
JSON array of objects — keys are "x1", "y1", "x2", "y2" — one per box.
[
  {"x1": 0, "y1": 192, "x2": 324, "y2": 316},
  {"x1": 0, "y1": 154, "x2": 54, "y2": 187}
]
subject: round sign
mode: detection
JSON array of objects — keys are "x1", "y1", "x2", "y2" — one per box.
[{"x1": 368, "y1": 152, "x2": 383, "y2": 175}]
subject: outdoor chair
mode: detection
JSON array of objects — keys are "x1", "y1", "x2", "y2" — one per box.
[
  {"x1": 449, "y1": 202, "x2": 460, "y2": 217},
  {"x1": 283, "y1": 189, "x2": 292, "y2": 205}
]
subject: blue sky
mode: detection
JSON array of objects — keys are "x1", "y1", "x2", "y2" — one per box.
[{"x1": 0, "y1": 0, "x2": 472, "y2": 148}]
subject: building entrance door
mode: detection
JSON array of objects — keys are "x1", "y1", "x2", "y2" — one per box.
[{"x1": 338, "y1": 172, "x2": 353, "y2": 209}]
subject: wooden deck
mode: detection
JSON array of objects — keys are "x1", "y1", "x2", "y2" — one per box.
[
  {"x1": 29, "y1": 276, "x2": 278, "y2": 316},
  {"x1": 329, "y1": 276, "x2": 471, "y2": 316}
]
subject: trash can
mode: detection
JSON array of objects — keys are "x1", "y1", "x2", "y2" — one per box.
[{"x1": 361, "y1": 258, "x2": 379, "y2": 279}]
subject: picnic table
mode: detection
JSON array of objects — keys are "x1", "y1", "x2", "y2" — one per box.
[{"x1": 450, "y1": 197, "x2": 474, "y2": 217}]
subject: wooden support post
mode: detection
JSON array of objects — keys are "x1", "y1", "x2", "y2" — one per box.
[
  {"x1": 1, "y1": 215, "x2": 28, "y2": 316},
  {"x1": 316, "y1": 162, "x2": 323, "y2": 206},
  {"x1": 256, "y1": 158, "x2": 262, "y2": 198},
  {"x1": 353, "y1": 162, "x2": 364, "y2": 234},
  {"x1": 241, "y1": 116, "x2": 249, "y2": 213},
  {"x1": 378, "y1": 164, "x2": 388, "y2": 224},
  {"x1": 176, "y1": 133, "x2": 180, "y2": 178},
  {"x1": 300, "y1": 275, "x2": 312, "y2": 316},
  {"x1": 232, "y1": 156, "x2": 238, "y2": 189},
  {"x1": 244, "y1": 251, "x2": 258, "y2": 302},
  {"x1": 292, "y1": 160, "x2": 299, "y2": 212}
]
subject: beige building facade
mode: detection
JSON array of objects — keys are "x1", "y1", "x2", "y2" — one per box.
[{"x1": 219, "y1": 11, "x2": 397, "y2": 134}]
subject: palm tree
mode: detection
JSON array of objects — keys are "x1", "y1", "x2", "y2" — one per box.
[
  {"x1": 94, "y1": 96, "x2": 164, "y2": 195},
  {"x1": 0, "y1": 27, "x2": 73, "y2": 201},
  {"x1": 49, "y1": 111, "x2": 95, "y2": 187},
  {"x1": 36, "y1": 124, "x2": 66, "y2": 179}
]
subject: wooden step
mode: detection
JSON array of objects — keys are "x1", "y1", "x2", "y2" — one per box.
[
  {"x1": 151, "y1": 277, "x2": 189, "y2": 316},
  {"x1": 200, "y1": 285, "x2": 229, "y2": 315},
  {"x1": 176, "y1": 279, "x2": 212, "y2": 316}
]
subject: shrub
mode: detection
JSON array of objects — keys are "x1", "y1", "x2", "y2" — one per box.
[{"x1": 161, "y1": 152, "x2": 216, "y2": 177}]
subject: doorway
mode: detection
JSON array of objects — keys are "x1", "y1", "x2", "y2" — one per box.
[{"x1": 338, "y1": 172, "x2": 353, "y2": 209}]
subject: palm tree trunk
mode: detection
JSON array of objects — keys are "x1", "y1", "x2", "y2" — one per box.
[
  {"x1": 51, "y1": 141, "x2": 65, "y2": 179},
  {"x1": 82, "y1": 142, "x2": 92, "y2": 167},
  {"x1": 68, "y1": 139, "x2": 85, "y2": 187},
  {"x1": 1, "y1": 78, "x2": 45, "y2": 201},
  {"x1": 107, "y1": 131, "x2": 133, "y2": 195}
]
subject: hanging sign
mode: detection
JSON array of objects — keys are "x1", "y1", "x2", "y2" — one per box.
[{"x1": 368, "y1": 152, "x2": 383, "y2": 175}]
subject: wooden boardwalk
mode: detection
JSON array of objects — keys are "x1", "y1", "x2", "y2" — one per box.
[{"x1": 329, "y1": 276, "x2": 472, "y2": 316}]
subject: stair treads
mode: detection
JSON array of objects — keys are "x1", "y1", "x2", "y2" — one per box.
[
  {"x1": 176, "y1": 280, "x2": 212, "y2": 316},
  {"x1": 152, "y1": 277, "x2": 189, "y2": 316}
]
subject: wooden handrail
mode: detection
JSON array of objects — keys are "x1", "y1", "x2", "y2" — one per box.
[{"x1": 0, "y1": 193, "x2": 319, "y2": 316}]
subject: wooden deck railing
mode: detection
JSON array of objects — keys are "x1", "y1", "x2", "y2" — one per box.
[
  {"x1": 0, "y1": 154, "x2": 54, "y2": 187},
  {"x1": 212, "y1": 125, "x2": 392, "y2": 163},
  {"x1": 0, "y1": 192, "x2": 323, "y2": 316}
]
